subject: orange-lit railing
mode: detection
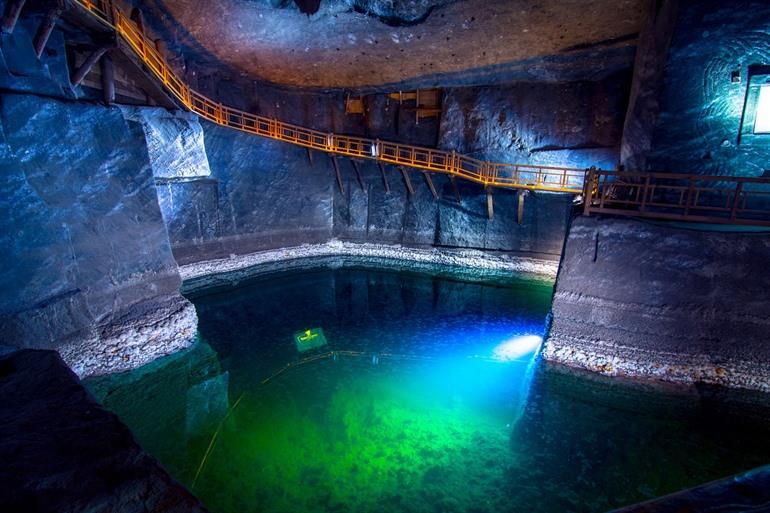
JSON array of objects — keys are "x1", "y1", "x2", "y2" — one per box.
[
  {"x1": 72, "y1": 0, "x2": 586, "y2": 193},
  {"x1": 583, "y1": 169, "x2": 770, "y2": 227}
]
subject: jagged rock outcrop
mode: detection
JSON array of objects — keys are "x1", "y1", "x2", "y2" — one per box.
[
  {"x1": 0, "y1": 349, "x2": 209, "y2": 513},
  {"x1": 0, "y1": 93, "x2": 197, "y2": 377},
  {"x1": 543, "y1": 216, "x2": 770, "y2": 392},
  {"x1": 122, "y1": 107, "x2": 211, "y2": 179}
]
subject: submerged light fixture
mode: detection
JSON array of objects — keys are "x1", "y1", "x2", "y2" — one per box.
[{"x1": 492, "y1": 335, "x2": 543, "y2": 361}]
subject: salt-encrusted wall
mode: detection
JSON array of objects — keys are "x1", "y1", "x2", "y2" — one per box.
[
  {"x1": 642, "y1": 0, "x2": 770, "y2": 177},
  {"x1": 0, "y1": 93, "x2": 197, "y2": 377},
  {"x1": 543, "y1": 216, "x2": 770, "y2": 392},
  {"x1": 439, "y1": 71, "x2": 631, "y2": 171}
]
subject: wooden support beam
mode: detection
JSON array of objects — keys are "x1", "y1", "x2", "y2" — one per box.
[
  {"x1": 100, "y1": 52, "x2": 115, "y2": 105},
  {"x1": 486, "y1": 188, "x2": 494, "y2": 220},
  {"x1": 423, "y1": 172, "x2": 438, "y2": 200},
  {"x1": 71, "y1": 44, "x2": 112, "y2": 86},
  {"x1": 306, "y1": 147, "x2": 314, "y2": 167},
  {"x1": 350, "y1": 159, "x2": 365, "y2": 191},
  {"x1": 517, "y1": 190, "x2": 526, "y2": 225},
  {"x1": 400, "y1": 167, "x2": 414, "y2": 196},
  {"x1": 130, "y1": 7, "x2": 145, "y2": 34},
  {"x1": 33, "y1": 1, "x2": 63, "y2": 58},
  {"x1": 1, "y1": 0, "x2": 27, "y2": 34},
  {"x1": 331, "y1": 156, "x2": 344, "y2": 194},
  {"x1": 449, "y1": 176, "x2": 461, "y2": 204},
  {"x1": 378, "y1": 163, "x2": 390, "y2": 193}
]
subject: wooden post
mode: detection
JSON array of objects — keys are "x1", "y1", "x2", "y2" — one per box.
[
  {"x1": 306, "y1": 147, "x2": 314, "y2": 166},
  {"x1": 517, "y1": 190, "x2": 526, "y2": 225},
  {"x1": 33, "y1": 1, "x2": 63, "y2": 58},
  {"x1": 350, "y1": 160, "x2": 365, "y2": 191},
  {"x1": 400, "y1": 167, "x2": 414, "y2": 196},
  {"x1": 331, "y1": 156, "x2": 344, "y2": 194},
  {"x1": 130, "y1": 7, "x2": 144, "y2": 34},
  {"x1": 100, "y1": 51, "x2": 115, "y2": 105},
  {"x1": 582, "y1": 167, "x2": 595, "y2": 216},
  {"x1": 423, "y1": 172, "x2": 438, "y2": 200},
  {"x1": 449, "y1": 176, "x2": 461, "y2": 204},
  {"x1": 378, "y1": 163, "x2": 390, "y2": 193},
  {"x1": 1, "y1": 0, "x2": 27, "y2": 34},
  {"x1": 486, "y1": 188, "x2": 494, "y2": 220},
  {"x1": 730, "y1": 181, "x2": 744, "y2": 221},
  {"x1": 71, "y1": 44, "x2": 112, "y2": 86}
]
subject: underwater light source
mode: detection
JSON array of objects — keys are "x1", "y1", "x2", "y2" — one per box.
[
  {"x1": 493, "y1": 335, "x2": 543, "y2": 361},
  {"x1": 754, "y1": 85, "x2": 770, "y2": 133}
]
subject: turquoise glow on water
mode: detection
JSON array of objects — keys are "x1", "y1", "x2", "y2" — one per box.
[{"x1": 86, "y1": 261, "x2": 770, "y2": 513}]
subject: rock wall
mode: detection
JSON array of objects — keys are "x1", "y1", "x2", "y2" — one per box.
[
  {"x1": 543, "y1": 216, "x2": 770, "y2": 392},
  {"x1": 155, "y1": 119, "x2": 576, "y2": 264},
  {"x1": 0, "y1": 93, "x2": 196, "y2": 377},
  {"x1": 619, "y1": 0, "x2": 680, "y2": 171},
  {"x1": 155, "y1": 121, "x2": 336, "y2": 265},
  {"x1": 642, "y1": 0, "x2": 770, "y2": 177},
  {"x1": 0, "y1": 349, "x2": 210, "y2": 513},
  {"x1": 439, "y1": 71, "x2": 631, "y2": 170}
]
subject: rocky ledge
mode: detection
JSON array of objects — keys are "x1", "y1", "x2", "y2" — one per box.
[
  {"x1": 0, "y1": 349, "x2": 208, "y2": 513},
  {"x1": 179, "y1": 239, "x2": 559, "y2": 292},
  {"x1": 543, "y1": 216, "x2": 770, "y2": 392}
]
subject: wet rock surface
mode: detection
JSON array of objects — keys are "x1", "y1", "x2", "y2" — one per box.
[
  {"x1": 0, "y1": 94, "x2": 196, "y2": 377},
  {"x1": 0, "y1": 349, "x2": 209, "y2": 513},
  {"x1": 544, "y1": 216, "x2": 770, "y2": 392}
]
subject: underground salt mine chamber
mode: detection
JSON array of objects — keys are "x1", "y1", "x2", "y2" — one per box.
[{"x1": 2, "y1": 0, "x2": 770, "y2": 511}]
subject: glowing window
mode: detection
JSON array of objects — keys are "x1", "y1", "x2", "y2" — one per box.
[{"x1": 754, "y1": 85, "x2": 770, "y2": 134}]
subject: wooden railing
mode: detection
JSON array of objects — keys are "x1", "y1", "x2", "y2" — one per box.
[
  {"x1": 72, "y1": 0, "x2": 586, "y2": 194},
  {"x1": 583, "y1": 169, "x2": 770, "y2": 227}
]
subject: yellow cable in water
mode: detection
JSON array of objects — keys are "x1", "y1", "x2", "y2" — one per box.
[{"x1": 192, "y1": 391, "x2": 245, "y2": 489}]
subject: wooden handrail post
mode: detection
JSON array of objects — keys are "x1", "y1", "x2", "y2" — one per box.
[
  {"x1": 639, "y1": 173, "x2": 651, "y2": 212},
  {"x1": 70, "y1": 42, "x2": 113, "y2": 86},
  {"x1": 450, "y1": 149, "x2": 456, "y2": 173},
  {"x1": 1, "y1": 0, "x2": 27, "y2": 34},
  {"x1": 100, "y1": 51, "x2": 115, "y2": 105},
  {"x1": 731, "y1": 181, "x2": 744, "y2": 221},
  {"x1": 582, "y1": 167, "x2": 595, "y2": 216},
  {"x1": 33, "y1": 0, "x2": 64, "y2": 58}
]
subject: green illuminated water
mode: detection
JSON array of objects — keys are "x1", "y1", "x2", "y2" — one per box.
[{"x1": 87, "y1": 260, "x2": 770, "y2": 513}]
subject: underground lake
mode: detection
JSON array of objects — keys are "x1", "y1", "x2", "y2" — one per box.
[{"x1": 86, "y1": 259, "x2": 770, "y2": 513}]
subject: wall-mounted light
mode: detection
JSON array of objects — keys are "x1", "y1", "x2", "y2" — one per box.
[{"x1": 754, "y1": 84, "x2": 770, "y2": 134}]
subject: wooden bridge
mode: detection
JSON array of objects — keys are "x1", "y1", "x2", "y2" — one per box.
[{"x1": 5, "y1": 0, "x2": 770, "y2": 226}]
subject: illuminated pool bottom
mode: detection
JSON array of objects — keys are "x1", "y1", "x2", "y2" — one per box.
[{"x1": 86, "y1": 263, "x2": 770, "y2": 513}]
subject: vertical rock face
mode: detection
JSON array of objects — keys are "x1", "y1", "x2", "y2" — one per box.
[
  {"x1": 643, "y1": 0, "x2": 770, "y2": 176},
  {"x1": 331, "y1": 162, "x2": 574, "y2": 256},
  {"x1": 543, "y1": 216, "x2": 770, "y2": 392},
  {"x1": 155, "y1": 121, "x2": 336, "y2": 264},
  {"x1": 0, "y1": 94, "x2": 197, "y2": 377},
  {"x1": 619, "y1": 0, "x2": 680, "y2": 171},
  {"x1": 438, "y1": 71, "x2": 631, "y2": 170},
  {"x1": 122, "y1": 107, "x2": 211, "y2": 179}
]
